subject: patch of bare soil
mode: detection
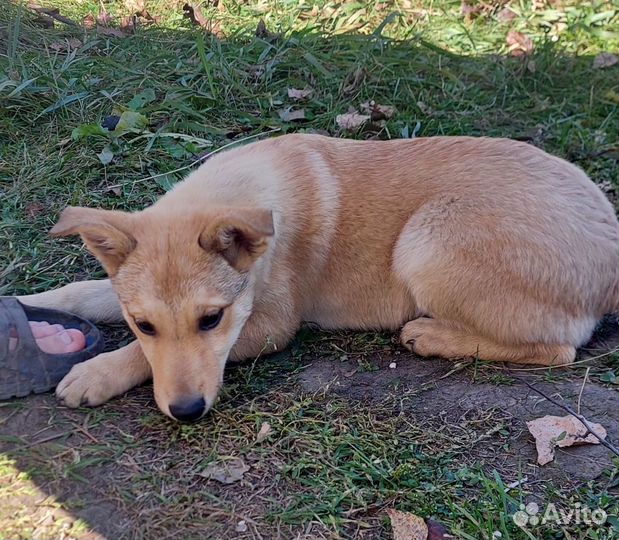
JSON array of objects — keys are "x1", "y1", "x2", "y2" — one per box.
[
  {"x1": 299, "y1": 320, "x2": 619, "y2": 489},
  {"x1": 0, "y1": 321, "x2": 617, "y2": 539}
]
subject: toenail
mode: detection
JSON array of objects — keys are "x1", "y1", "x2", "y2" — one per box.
[{"x1": 59, "y1": 331, "x2": 73, "y2": 345}]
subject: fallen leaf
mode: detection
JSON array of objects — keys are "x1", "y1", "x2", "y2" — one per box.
[
  {"x1": 136, "y1": 9, "x2": 159, "y2": 25},
  {"x1": 82, "y1": 13, "x2": 96, "y2": 29},
  {"x1": 497, "y1": 7, "x2": 517, "y2": 22},
  {"x1": 50, "y1": 37, "x2": 82, "y2": 51},
  {"x1": 426, "y1": 519, "x2": 451, "y2": 539},
  {"x1": 183, "y1": 3, "x2": 208, "y2": 27},
  {"x1": 96, "y1": 9, "x2": 113, "y2": 27},
  {"x1": 460, "y1": 0, "x2": 481, "y2": 19},
  {"x1": 386, "y1": 509, "x2": 428, "y2": 540},
  {"x1": 256, "y1": 422, "x2": 272, "y2": 443},
  {"x1": 526, "y1": 414, "x2": 607, "y2": 466},
  {"x1": 97, "y1": 25, "x2": 127, "y2": 38},
  {"x1": 124, "y1": 0, "x2": 145, "y2": 13},
  {"x1": 128, "y1": 88, "x2": 156, "y2": 110},
  {"x1": 182, "y1": 3, "x2": 222, "y2": 36},
  {"x1": 112, "y1": 110, "x2": 148, "y2": 135},
  {"x1": 506, "y1": 30, "x2": 533, "y2": 56},
  {"x1": 360, "y1": 101, "x2": 395, "y2": 121},
  {"x1": 341, "y1": 66, "x2": 366, "y2": 96},
  {"x1": 106, "y1": 185, "x2": 122, "y2": 197},
  {"x1": 120, "y1": 15, "x2": 136, "y2": 33},
  {"x1": 97, "y1": 146, "x2": 114, "y2": 165},
  {"x1": 25, "y1": 202, "x2": 45, "y2": 220},
  {"x1": 200, "y1": 458, "x2": 249, "y2": 484},
  {"x1": 288, "y1": 87, "x2": 313, "y2": 100},
  {"x1": 336, "y1": 111, "x2": 370, "y2": 130},
  {"x1": 593, "y1": 52, "x2": 619, "y2": 70},
  {"x1": 236, "y1": 520, "x2": 248, "y2": 533},
  {"x1": 277, "y1": 108, "x2": 306, "y2": 122},
  {"x1": 255, "y1": 19, "x2": 279, "y2": 40}
]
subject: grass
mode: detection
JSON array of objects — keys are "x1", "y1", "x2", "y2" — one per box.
[{"x1": 1, "y1": 0, "x2": 619, "y2": 539}]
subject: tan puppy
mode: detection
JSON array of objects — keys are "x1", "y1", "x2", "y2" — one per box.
[{"x1": 21, "y1": 135, "x2": 619, "y2": 421}]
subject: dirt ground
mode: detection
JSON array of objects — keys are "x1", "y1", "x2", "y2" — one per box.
[{"x1": 1, "y1": 321, "x2": 618, "y2": 540}]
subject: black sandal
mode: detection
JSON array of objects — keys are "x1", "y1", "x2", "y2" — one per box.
[{"x1": 0, "y1": 297, "x2": 104, "y2": 399}]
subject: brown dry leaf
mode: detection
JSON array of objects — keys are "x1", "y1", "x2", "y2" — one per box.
[
  {"x1": 97, "y1": 25, "x2": 127, "y2": 38},
  {"x1": 460, "y1": 0, "x2": 482, "y2": 19},
  {"x1": 593, "y1": 52, "x2": 619, "y2": 69},
  {"x1": 124, "y1": 0, "x2": 145, "y2": 14},
  {"x1": 386, "y1": 509, "x2": 428, "y2": 540},
  {"x1": 426, "y1": 519, "x2": 451, "y2": 539},
  {"x1": 526, "y1": 415, "x2": 607, "y2": 466},
  {"x1": 255, "y1": 18, "x2": 279, "y2": 40},
  {"x1": 200, "y1": 458, "x2": 249, "y2": 484},
  {"x1": 288, "y1": 87, "x2": 313, "y2": 100},
  {"x1": 182, "y1": 3, "x2": 222, "y2": 36},
  {"x1": 278, "y1": 108, "x2": 306, "y2": 122},
  {"x1": 120, "y1": 15, "x2": 136, "y2": 33},
  {"x1": 25, "y1": 202, "x2": 46, "y2": 220},
  {"x1": 497, "y1": 7, "x2": 517, "y2": 22},
  {"x1": 360, "y1": 101, "x2": 395, "y2": 121},
  {"x1": 136, "y1": 9, "x2": 159, "y2": 24},
  {"x1": 255, "y1": 422, "x2": 272, "y2": 443},
  {"x1": 96, "y1": 9, "x2": 113, "y2": 26},
  {"x1": 341, "y1": 66, "x2": 366, "y2": 96},
  {"x1": 506, "y1": 30, "x2": 534, "y2": 56},
  {"x1": 336, "y1": 111, "x2": 370, "y2": 130},
  {"x1": 183, "y1": 3, "x2": 208, "y2": 27},
  {"x1": 50, "y1": 37, "x2": 82, "y2": 51},
  {"x1": 82, "y1": 13, "x2": 96, "y2": 29}
]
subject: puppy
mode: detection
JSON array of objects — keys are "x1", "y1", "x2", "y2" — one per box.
[{"x1": 21, "y1": 135, "x2": 619, "y2": 421}]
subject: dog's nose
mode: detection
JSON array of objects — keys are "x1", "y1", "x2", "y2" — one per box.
[{"x1": 169, "y1": 397, "x2": 206, "y2": 422}]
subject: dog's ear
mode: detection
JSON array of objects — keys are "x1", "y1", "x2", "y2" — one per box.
[
  {"x1": 51, "y1": 206, "x2": 137, "y2": 276},
  {"x1": 199, "y1": 208, "x2": 274, "y2": 272}
]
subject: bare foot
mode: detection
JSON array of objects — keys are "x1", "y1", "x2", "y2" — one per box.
[{"x1": 8, "y1": 321, "x2": 87, "y2": 354}]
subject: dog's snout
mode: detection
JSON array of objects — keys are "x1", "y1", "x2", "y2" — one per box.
[{"x1": 169, "y1": 397, "x2": 206, "y2": 422}]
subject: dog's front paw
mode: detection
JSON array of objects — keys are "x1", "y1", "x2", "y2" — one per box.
[{"x1": 56, "y1": 353, "x2": 123, "y2": 407}]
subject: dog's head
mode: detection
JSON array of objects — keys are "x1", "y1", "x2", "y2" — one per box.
[{"x1": 51, "y1": 205, "x2": 274, "y2": 421}]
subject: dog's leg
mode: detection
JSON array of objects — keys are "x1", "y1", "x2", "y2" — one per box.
[
  {"x1": 229, "y1": 310, "x2": 300, "y2": 361},
  {"x1": 19, "y1": 279, "x2": 123, "y2": 323},
  {"x1": 401, "y1": 317, "x2": 576, "y2": 366},
  {"x1": 56, "y1": 340, "x2": 151, "y2": 407}
]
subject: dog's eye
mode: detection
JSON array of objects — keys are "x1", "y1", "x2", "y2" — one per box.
[
  {"x1": 198, "y1": 309, "x2": 223, "y2": 331},
  {"x1": 135, "y1": 319, "x2": 156, "y2": 336}
]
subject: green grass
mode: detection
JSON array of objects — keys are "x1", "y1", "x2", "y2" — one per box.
[{"x1": 1, "y1": 0, "x2": 619, "y2": 538}]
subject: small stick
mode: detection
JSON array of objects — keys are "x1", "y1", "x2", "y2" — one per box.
[
  {"x1": 576, "y1": 366, "x2": 590, "y2": 415},
  {"x1": 520, "y1": 377, "x2": 619, "y2": 458}
]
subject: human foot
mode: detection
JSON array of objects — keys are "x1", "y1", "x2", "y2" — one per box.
[{"x1": 9, "y1": 321, "x2": 87, "y2": 354}]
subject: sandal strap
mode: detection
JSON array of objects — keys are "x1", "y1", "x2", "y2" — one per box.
[{"x1": 0, "y1": 297, "x2": 51, "y2": 391}]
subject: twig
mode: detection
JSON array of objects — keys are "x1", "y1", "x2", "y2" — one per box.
[
  {"x1": 484, "y1": 346, "x2": 619, "y2": 371},
  {"x1": 129, "y1": 128, "x2": 281, "y2": 186},
  {"x1": 18, "y1": 432, "x2": 66, "y2": 449},
  {"x1": 519, "y1": 377, "x2": 619, "y2": 458},
  {"x1": 28, "y1": 3, "x2": 79, "y2": 26},
  {"x1": 576, "y1": 367, "x2": 590, "y2": 415}
]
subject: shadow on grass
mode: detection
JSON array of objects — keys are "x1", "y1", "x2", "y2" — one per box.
[{"x1": 1, "y1": 9, "x2": 619, "y2": 540}]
